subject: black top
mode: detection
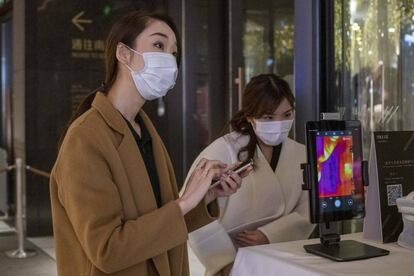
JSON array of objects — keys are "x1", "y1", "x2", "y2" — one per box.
[
  {"x1": 123, "y1": 114, "x2": 162, "y2": 208},
  {"x1": 270, "y1": 144, "x2": 282, "y2": 171}
]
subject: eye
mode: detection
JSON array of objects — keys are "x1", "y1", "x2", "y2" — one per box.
[
  {"x1": 153, "y1": 42, "x2": 164, "y2": 50},
  {"x1": 285, "y1": 112, "x2": 292, "y2": 118},
  {"x1": 262, "y1": 115, "x2": 274, "y2": 120}
]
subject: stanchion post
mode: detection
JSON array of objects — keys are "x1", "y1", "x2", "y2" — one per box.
[{"x1": 5, "y1": 158, "x2": 36, "y2": 258}]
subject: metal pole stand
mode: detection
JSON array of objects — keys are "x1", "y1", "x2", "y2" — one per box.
[{"x1": 5, "y1": 158, "x2": 36, "y2": 258}]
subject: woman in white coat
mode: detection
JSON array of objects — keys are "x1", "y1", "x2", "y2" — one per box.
[{"x1": 182, "y1": 74, "x2": 315, "y2": 276}]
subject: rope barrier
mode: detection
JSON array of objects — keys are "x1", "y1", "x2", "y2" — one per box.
[
  {"x1": 0, "y1": 165, "x2": 16, "y2": 174},
  {"x1": 25, "y1": 166, "x2": 50, "y2": 178},
  {"x1": 0, "y1": 164, "x2": 50, "y2": 178},
  {"x1": 2, "y1": 158, "x2": 52, "y2": 259}
]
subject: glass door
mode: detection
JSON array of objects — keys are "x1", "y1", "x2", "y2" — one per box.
[
  {"x1": 333, "y1": 0, "x2": 414, "y2": 157},
  {"x1": 229, "y1": 0, "x2": 295, "y2": 130},
  {"x1": 173, "y1": 0, "x2": 296, "y2": 184},
  {"x1": 327, "y1": 0, "x2": 414, "y2": 234}
]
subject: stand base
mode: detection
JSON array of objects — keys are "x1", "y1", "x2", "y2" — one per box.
[
  {"x1": 304, "y1": 240, "x2": 389, "y2": 262},
  {"x1": 5, "y1": 248, "x2": 37, "y2": 259}
]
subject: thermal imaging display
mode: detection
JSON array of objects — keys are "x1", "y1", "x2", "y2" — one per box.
[{"x1": 316, "y1": 131, "x2": 354, "y2": 198}]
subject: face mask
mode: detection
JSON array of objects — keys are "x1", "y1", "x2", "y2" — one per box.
[
  {"x1": 123, "y1": 44, "x2": 178, "y2": 100},
  {"x1": 253, "y1": 119, "x2": 293, "y2": 146}
]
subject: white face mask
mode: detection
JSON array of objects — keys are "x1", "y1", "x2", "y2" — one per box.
[
  {"x1": 253, "y1": 119, "x2": 294, "y2": 146},
  {"x1": 123, "y1": 45, "x2": 178, "y2": 100}
]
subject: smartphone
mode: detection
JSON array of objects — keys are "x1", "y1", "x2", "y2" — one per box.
[{"x1": 210, "y1": 158, "x2": 254, "y2": 189}]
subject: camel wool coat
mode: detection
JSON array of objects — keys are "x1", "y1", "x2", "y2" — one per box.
[{"x1": 50, "y1": 92, "x2": 218, "y2": 276}]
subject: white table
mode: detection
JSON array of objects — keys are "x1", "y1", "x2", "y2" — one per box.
[{"x1": 231, "y1": 233, "x2": 414, "y2": 276}]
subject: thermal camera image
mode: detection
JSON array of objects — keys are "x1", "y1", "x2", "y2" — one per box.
[{"x1": 316, "y1": 134, "x2": 354, "y2": 198}]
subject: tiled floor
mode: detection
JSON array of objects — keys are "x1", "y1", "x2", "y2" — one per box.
[
  {"x1": 0, "y1": 234, "x2": 57, "y2": 276},
  {"x1": 1, "y1": 231, "x2": 206, "y2": 276},
  {"x1": 27, "y1": 236, "x2": 56, "y2": 261},
  {"x1": 0, "y1": 221, "x2": 15, "y2": 234}
]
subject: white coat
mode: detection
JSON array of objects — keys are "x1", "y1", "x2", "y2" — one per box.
[{"x1": 182, "y1": 131, "x2": 315, "y2": 275}]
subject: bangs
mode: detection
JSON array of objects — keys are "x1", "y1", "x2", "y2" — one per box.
[
  {"x1": 242, "y1": 73, "x2": 295, "y2": 119},
  {"x1": 252, "y1": 92, "x2": 282, "y2": 118}
]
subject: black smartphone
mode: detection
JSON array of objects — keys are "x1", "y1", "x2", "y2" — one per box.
[{"x1": 210, "y1": 158, "x2": 254, "y2": 189}]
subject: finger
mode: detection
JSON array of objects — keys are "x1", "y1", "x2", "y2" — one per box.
[
  {"x1": 207, "y1": 167, "x2": 226, "y2": 180},
  {"x1": 222, "y1": 175, "x2": 238, "y2": 191},
  {"x1": 241, "y1": 233, "x2": 259, "y2": 243},
  {"x1": 238, "y1": 166, "x2": 253, "y2": 178},
  {"x1": 187, "y1": 165, "x2": 203, "y2": 186},
  {"x1": 236, "y1": 240, "x2": 249, "y2": 247},
  {"x1": 217, "y1": 179, "x2": 231, "y2": 193},
  {"x1": 196, "y1": 158, "x2": 208, "y2": 169},
  {"x1": 228, "y1": 172, "x2": 242, "y2": 188},
  {"x1": 243, "y1": 230, "x2": 257, "y2": 235},
  {"x1": 205, "y1": 160, "x2": 227, "y2": 170},
  {"x1": 227, "y1": 161, "x2": 241, "y2": 171},
  {"x1": 191, "y1": 160, "x2": 207, "y2": 182},
  {"x1": 236, "y1": 240, "x2": 251, "y2": 247},
  {"x1": 235, "y1": 236, "x2": 256, "y2": 246},
  {"x1": 200, "y1": 161, "x2": 226, "y2": 180},
  {"x1": 237, "y1": 233, "x2": 252, "y2": 239}
]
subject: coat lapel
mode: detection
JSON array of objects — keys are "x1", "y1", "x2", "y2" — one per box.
[
  {"x1": 92, "y1": 92, "x2": 158, "y2": 213},
  {"x1": 117, "y1": 131, "x2": 159, "y2": 213},
  {"x1": 140, "y1": 111, "x2": 177, "y2": 204},
  {"x1": 139, "y1": 111, "x2": 177, "y2": 276}
]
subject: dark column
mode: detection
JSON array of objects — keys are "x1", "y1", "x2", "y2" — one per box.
[{"x1": 294, "y1": 0, "x2": 321, "y2": 143}]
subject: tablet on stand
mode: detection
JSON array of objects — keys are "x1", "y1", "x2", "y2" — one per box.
[{"x1": 302, "y1": 118, "x2": 389, "y2": 261}]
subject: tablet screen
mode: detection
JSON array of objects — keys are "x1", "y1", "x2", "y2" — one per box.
[
  {"x1": 306, "y1": 121, "x2": 365, "y2": 223},
  {"x1": 317, "y1": 131, "x2": 357, "y2": 212}
]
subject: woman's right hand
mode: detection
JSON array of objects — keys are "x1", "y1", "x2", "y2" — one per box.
[{"x1": 177, "y1": 158, "x2": 227, "y2": 215}]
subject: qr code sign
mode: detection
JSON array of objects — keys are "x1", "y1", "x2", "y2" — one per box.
[{"x1": 386, "y1": 184, "x2": 402, "y2": 206}]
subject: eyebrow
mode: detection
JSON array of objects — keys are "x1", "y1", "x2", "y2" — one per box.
[
  {"x1": 270, "y1": 108, "x2": 294, "y2": 115},
  {"x1": 150, "y1": 32, "x2": 168, "y2": 38},
  {"x1": 282, "y1": 108, "x2": 294, "y2": 114},
  {"x1": 149, "y1": 32, "x2": 178, "y2": 45}
]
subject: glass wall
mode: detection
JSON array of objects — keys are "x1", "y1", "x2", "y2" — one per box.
[
  {"x1": 237, "y1": 0, "x2": 295, "y2": 138},
  {"x1": 181, "y1": 0, "x2": 295, "y2": 178},
  {"x1": 243, "y1": 0, "x2": 295, "y2": 88},
  {"x1": 334, "y1": 0, "x2": 414, "y2": 156}
]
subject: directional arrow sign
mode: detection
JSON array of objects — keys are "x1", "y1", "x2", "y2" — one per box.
[{"x1": 72, "y1": 11, "x2": 93, "y2": 32}]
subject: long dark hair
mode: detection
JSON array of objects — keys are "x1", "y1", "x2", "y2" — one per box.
[
  {"x1": 58, "y1": 10, "x2": 181, "y2": 148},
  {"x1": 230, "y1": 74, "x2": 295, "y2": 162}
]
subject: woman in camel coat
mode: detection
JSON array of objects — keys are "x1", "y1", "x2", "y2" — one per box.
[{"x1": 50, "y1": 10, "x2": 248, "y2": 276}]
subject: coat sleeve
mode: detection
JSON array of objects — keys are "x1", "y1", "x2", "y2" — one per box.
[
  {"x1": 180, "y1": 137, "x2": 237, "y2": 275},
  {"x1": 55, "y1": 126, "x2": 188, "y2": 274},
  {"x1": 257, "y1": 189, "x2": 315, "y2": 243}
]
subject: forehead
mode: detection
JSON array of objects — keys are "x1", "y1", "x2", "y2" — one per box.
[
  {"x1": 270, "y1": 98, "x2": 293, "y2": 114},
  {"x1": 138, "y1": 19, "x2": 177, "y2": 44}
]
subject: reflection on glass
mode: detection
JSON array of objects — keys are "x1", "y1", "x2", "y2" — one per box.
[
  {"x1": 334, "y1": 0, "x2": 414, "y2": 157},
  {"x1": 189, "y1": 0, "x2": 211, "y2": 158},
  {"x1": 243, "y1": 0, "x2": 294, "y2": 87}
]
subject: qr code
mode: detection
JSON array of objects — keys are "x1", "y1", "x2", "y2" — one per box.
[{"x1": 386, "y1": 184, "x2": 402, "y2": 206}]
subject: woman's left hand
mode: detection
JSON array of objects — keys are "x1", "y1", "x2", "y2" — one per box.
[
  {"x1": 205, "y1": 162, "x2": 253, "y2": 204},
  {"x1": 235, "y1": 230, "x2": 269, "y2": 247}
]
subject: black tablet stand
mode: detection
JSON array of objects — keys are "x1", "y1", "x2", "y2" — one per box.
[{"x1": 300, "y1": 161, "x2": 390, "y2": 261}]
